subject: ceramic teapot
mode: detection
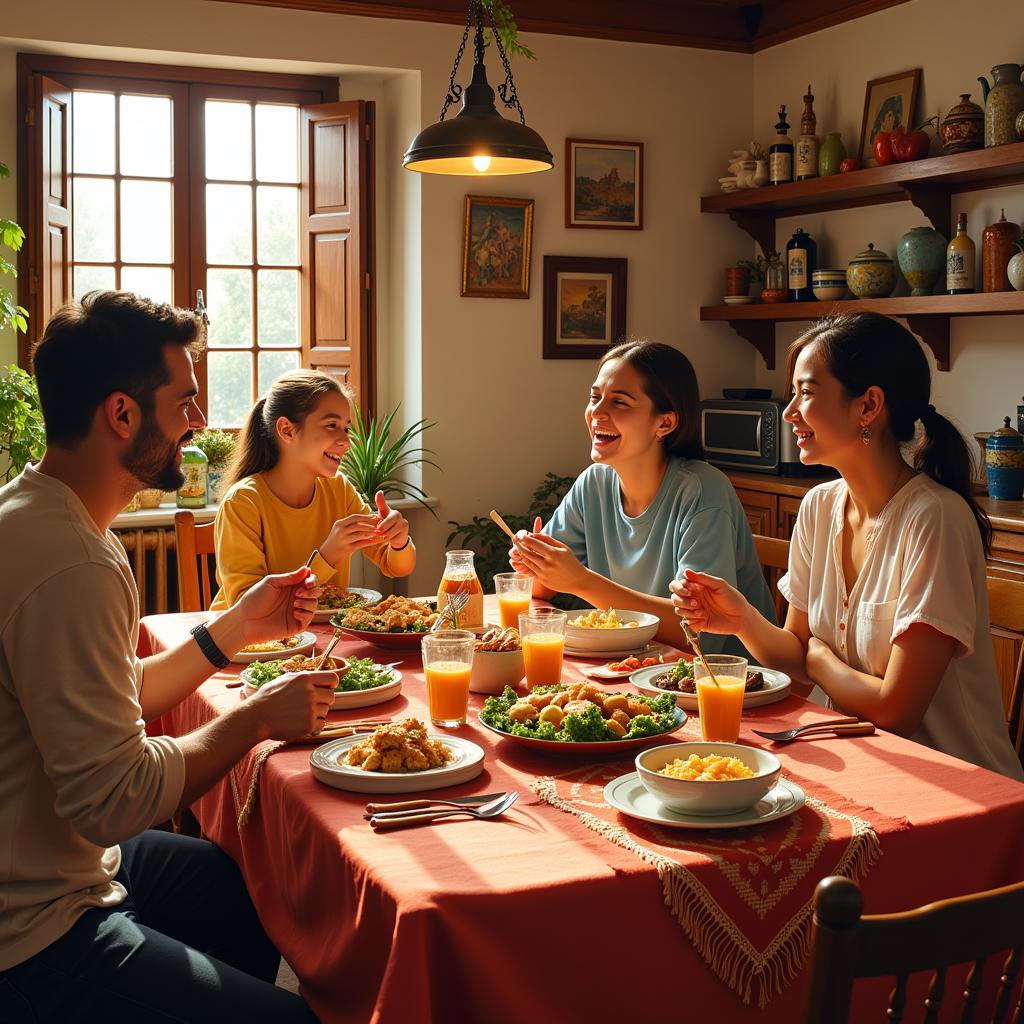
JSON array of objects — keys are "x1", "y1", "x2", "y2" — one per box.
[{"x1": 978, "y1": 63, "x2": 1024, "y2": 147}]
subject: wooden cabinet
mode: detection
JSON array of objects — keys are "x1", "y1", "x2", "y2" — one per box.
[{"x1": 733, "y1": 486, "x2": 776, "y2": 538}]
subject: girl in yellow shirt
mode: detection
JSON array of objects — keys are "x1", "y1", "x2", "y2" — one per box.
[{"x1": 211, "y1": 371, "x2": 416, "y2": 609}]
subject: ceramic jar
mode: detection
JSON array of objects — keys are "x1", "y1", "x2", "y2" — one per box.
[
  {"x1": 847, "y1": 243, "x2": 896, "y2": 298},
  {"x1": 897, "y1": 226, "x2": 947, "y2": 296},
  {"x1": 982, "y1": 210, "x2": 1022, "y2": 292},
  {"x1": 818, "y1": 132, "x2": 846, "y2": 177},
  {"x1": 811, "y1": 269, "x2": 847, "y2": 301},
  {"x1": 986, "y1": 417, "x2": 1024, "y2": 500},
  {"x1": 1009, "y1": 246, "x2": 1024, "y2": 291},
  {"x1": 978, "y1": 63, "x2": 1024, "y2": 148},
  {"x1": 940, "y1": 94, "x2": 985, "y2": 153}
]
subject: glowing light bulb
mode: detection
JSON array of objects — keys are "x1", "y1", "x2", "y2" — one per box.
[{"x1": 472, "y1": 154, "x2": 492, "y2": 173}]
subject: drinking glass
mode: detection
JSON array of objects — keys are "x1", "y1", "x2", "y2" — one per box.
[
  {"x1": 519, "y1": 608, "x2": 566, "y2": 687},
  {"x1": 694, "y1": 654, "x2": 748, "y2": 743},
  {"x1": 493, "y1": 572, "x2": 533, "y2": 630},
  {"x1": 421, "y1": 629, "x2": 475, "y2": 727}
]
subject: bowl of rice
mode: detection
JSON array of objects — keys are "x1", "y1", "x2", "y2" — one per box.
[{"x1": 635, "y1": 742, "x2": 781, "y2": 815}]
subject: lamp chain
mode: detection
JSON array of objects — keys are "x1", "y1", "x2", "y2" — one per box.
[
  {"x1": 483, "y1": 5, "x2": 526, "y2": 123},
  {"x1": 438, "y1": 0, "x2": 475, "y2": 121}
]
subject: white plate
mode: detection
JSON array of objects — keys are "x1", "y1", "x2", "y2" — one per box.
[
  {"x1": 566, "y1": 641, "x2": 665, "y2": 661},
  {"x1": 722, "y1": 295, "x2": 754, "y2": 305},
  {"x1": 240, "y1": 665, "x2": 402, "y2": 710},
  {"x1": 232, "y1": 631, "x2": 317, "y2": 664},
  {"x1": 310, "y1": 733, "x2": 485, "y2": 793},
  {"x1": 629, "y1": 663, "x2": 792, "y2": 709},
  {"x1": 312, "y1": 587, "x2": 383, "y2": 622},
  {"x1": 578, "y1": 649, "x2": 676, "y2": 679},
  {"x1": 603, "y1": 773, "x2": 805, "y2": 830}
]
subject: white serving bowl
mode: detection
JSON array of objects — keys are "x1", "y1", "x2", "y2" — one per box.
[
  {"x1": 469, "y1": 648, "x2": 525, "y2": 694},
  {"x1": 563, "y1": 609, "x2": 660, "y2": 654},
  {"x1": 635, "y1": 742, "x2": 781, "y2": 815}
]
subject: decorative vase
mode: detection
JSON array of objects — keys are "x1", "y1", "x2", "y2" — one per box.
[
  {"x1": 986, "y1": 417, "x2": 1024, "y2": 500},
  {"x1": 818, "y1": 132, "x2": 846, "y2": 177},
  {"x1": 1009, "y1": 249, "x2": 1024, "y2": 291},
  {"x1": 982, "y1": 210, "x2": 1022, "y2": 292},
  {"x1": 846, "y1": 243, "x2": 896, "y2": 298},
  {"x1": 978, "y1": 63, "x2": 1024, "y2": 148},
  {"x1": 207, "y1": 467, "x2": 227, "y2": 503},
  {"x1": 753, "y1": 159, "x2": 769, "y2": 187},
  {"x1": 940, "y1": 94, "x2": 985, "y2": 153},
  {"x1": 724, "y1": 267, "x2": 750, "y2": 297},
  {"x1": 897, "y1": 226, "x2": 947, "y2": 297}
]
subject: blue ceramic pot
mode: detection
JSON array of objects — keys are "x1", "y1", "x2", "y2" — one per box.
[
  {"x1": 897, "y1": 227, "x2": 947, "y2": 297},
  {"x1": 986, "y1": 417, "x2": 1024, "y2": 500}
]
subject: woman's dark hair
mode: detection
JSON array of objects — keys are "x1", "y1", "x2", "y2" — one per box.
[
  {"x1": 31, "y1": 290, "x2": 206, "y2": 447},
  {"x1": 787, "y1": 312, "x2": 991, "y2": 552},
  {"x1": 599, "y1": 338, "x2": 702, "y2": 459},
  {"x1": 224, "y1": 370, "x2": 352, "y2": 488}
]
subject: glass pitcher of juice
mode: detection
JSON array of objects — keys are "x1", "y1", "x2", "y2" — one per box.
[{"x1": 437, "y1": 550, "x2": 484, "y2": 631}]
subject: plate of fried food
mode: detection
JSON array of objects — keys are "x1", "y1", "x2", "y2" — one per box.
[
  {"x1": 478, "y1": 682, "x2": 686, "y2": 754},
  {"x1": 563, "y1": 608, "x2": 660, "y2": 656},
  {"x1": 630, "y1": 659, "x2": 791, "y2": 709},
  {"x1": 238, "y1": 654, "x2": 402, "y2": 709},
  {"x1": 331, "y1": 595, "x2": 440, "y2": 648},
  {"x1": 233, "y1": 631, "x2": 317, "y2": 664},
  {"x1": 309, "y1": 718, "x2": 485, "y2": 793},
  {"x1": 312, "y1": 584, "x2": 383, "y2": 622}
]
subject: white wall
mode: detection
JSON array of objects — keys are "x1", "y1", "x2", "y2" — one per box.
[
  {"x1": 751, "y1": 0, "x2": 1024, "y2": 446},
  {"x1": 0, "y1": 0, "x2": 755, "y2": 593}
]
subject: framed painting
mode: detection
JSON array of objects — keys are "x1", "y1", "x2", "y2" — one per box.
[
  {"x1": 461, "y1": 195, "x2": 534, "y2": 298},
  {"x1": 858, "y1": 69, "x2": 921, "y2": 166},
  {"x1": 542, "y1": 256, "x2": 627, "y2": 360},
  {"x1": 565, "y1": 139, "x2": 643, "y2": 229}
]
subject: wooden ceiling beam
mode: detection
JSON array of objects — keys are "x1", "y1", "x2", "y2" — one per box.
[{"x1": 751, "y1": 0, "x2": 913, "y2": 50}]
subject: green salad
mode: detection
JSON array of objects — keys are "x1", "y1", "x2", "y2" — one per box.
[
  {"x1": 243, "y1": 656, "x2": 395, "y2": 693},
  {"x1": 481, "y1": 685, "x2": 678, "y2": 743}
]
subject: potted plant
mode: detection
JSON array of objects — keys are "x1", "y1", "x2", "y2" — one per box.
[
  {"x1": 192, "y1": 428, "x2": 236, "y2": 502},
  {"x1": 725, "y1": 256, "x2": 765, "y2": 301}
]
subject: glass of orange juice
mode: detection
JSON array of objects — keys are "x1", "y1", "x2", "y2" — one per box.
[
  {"x1": 519, "y1": 608, "x2": 566, "y2": 687},
  {"x1": 421, "y1": 630, "x2": 475, "y2": 728},
  {"x1": 694, "y1": 655, "x2": 748, "y2": 743},
  {"x1": 494, "y1": 572, "x2": 533, "y2": 630}
]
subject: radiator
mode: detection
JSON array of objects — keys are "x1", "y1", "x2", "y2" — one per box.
[{"x1": 113, "y1": 527, "x2": 178, "y2": 616}]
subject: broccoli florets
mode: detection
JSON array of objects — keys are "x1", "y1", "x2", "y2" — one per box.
[{"x1": 560, "y1": 702, "x2": 615, "y2": 742}]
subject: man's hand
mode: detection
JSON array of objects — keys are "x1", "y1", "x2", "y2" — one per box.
[
  {"x1": 373, "y1": 491, "x2": 410, "y2": 550},
  {"x1": 235, "y1": 565, "x2": 321, "y2": 646},
  {"x1": 246, "y1": 670, "x2": 338, "y2": 741}
]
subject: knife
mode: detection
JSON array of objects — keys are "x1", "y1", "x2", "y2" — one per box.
[{"x1": 364, "y1": 792, "x2": 505, "y2": 816}]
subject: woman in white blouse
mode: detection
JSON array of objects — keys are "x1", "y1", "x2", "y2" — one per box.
[{"x1": 670, "y1": 312, "x2": 1022, "y2": 778}]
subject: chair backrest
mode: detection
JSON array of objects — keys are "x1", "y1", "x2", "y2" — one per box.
[
  {"x1": 986, "y1": 575, "x2": 1024, "y2": 761},
  {"x1": 174, "y1": 510, "x2": 218, "y2": 612},
  {"x1": 805, "y1": 875, "x2": 1024, "y2": 1023},
  {"x1": 753, "y1": 533, "x2": 790, "y2": 623}
]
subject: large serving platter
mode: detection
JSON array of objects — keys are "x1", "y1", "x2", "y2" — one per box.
[
  {"x1": 312, "y1": 587, "x2": 382, "y2": 623},
  {"x1": 629, "y1": 663, "x2": 792, "y2": 710},
  {"x1": 603, "y1": 773, "x2": 805, "y2": 830},
  {"x1": 232, "y1": 631, "x2": 317, "y2": 664},
  {"x1": 476, "y1": 706, "x2": 688, "y2": 756},
  {"x1": 332, "y1": 625, "x2": 430, "y2": 650},
  {"x1": 310, "y1": 734, "x2": 485, "y2": 793},
  {"x1": 239, "y1": 664, "x2": 402, "y2": 710}
]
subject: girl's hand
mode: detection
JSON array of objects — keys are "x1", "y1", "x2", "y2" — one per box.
[
  {"x1": 511, "y1": 523, "x2": 586, "y2": 594},
  {"x1": 509, "y1": 516, "x2": 542, "y2": 574},
  {"x1": 669, "y1": 569, "x2": 750, "y2": 636},
  {"x1": 372, "y1": 491, "x2": 410, "y2": 550},
  {"x1": 321, "y1": 512, "x2": 385, "y2": 565},
  {"x1": 237, "y1": 565, "x2": 322, "y2": 641}
]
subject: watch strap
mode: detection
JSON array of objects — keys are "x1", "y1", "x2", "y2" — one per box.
[{"x1": 190, "y1": 622, "x2": 231, "y2": 670}]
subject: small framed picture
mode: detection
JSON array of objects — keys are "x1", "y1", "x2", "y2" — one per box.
[
  {"x1": 858, "y1": 69, "x2": 921, "y2": 166},
  {"x1": 565, "y1": 139, "x2": 643, "y2": 230},
  {"x1": 543, "y1": 256, "x2": 627, "y2": 360},
  {"x1": 461, "y1": 195, "x2": 535, "y2": 298}
]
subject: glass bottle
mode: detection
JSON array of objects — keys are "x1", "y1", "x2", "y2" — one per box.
[
  {"x1": 786, "y1": 228, "x2": 817, "y2": 301},
  {"x1": 177, "y1": 445, "x2": 209, "y2": 509},
  {"x1": 946, "y1": 212, "x2": 976, "y2": 294},
  {"x1": 769, "y1": 105, "x2": 794, "y2": 186},
  {"x1": 765, "y1": 251, "x2": 787, "y2": 292},
  {"x1": 437, "y1": 550, "x2": 484, "y2": 630},
  {"x1": 796, "y1": 85, "x2": 819, "y2": 180}
]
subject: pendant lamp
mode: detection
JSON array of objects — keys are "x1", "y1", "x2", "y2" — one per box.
[{"x1": 403, "y1": 1, "x2": 552, "y2": 176}]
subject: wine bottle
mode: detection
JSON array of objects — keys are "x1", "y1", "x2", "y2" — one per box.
[
  {"x1": 946, "y1": 212, "x2": 976, "y2": 295},
  {"x1": 787, "y1": 228, "x2": 816, "y2": 302},
  {"x1": 769, "y1": 105, "x2": 794, "y2": 186}
]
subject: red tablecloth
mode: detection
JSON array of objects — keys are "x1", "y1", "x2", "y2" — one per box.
[{"x1": 139, "y1": 605, "x2": 1024, "y2": 1023}]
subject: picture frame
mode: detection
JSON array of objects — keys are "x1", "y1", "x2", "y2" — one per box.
[
  {"x1": 858, "y1": 69, "x2": 922, "y2": 166},
  {"x1": 461, "y1": 195, "x2": 534, "y2": 298},
  {"x1": 565, "y1": 139, "x2": 644, "y2": 230},
  {"x1": 542, "y1": 256, "x2": 627, "y2": 360}
]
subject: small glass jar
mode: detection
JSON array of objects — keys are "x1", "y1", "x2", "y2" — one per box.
[
  {"x1": 177, "y1": 445, "x2": 209, "y2": 509},
  {"x1": 765, "y1": 251, "x2": 787, "y2": 291},
  {"x1": 437, "y1": 550, "x2": 484, "y2": 630}
]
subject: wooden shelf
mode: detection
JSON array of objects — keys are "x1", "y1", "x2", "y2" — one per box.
[{"x1": 700, "y1": 292, "x2": 1024, "y2": 371}]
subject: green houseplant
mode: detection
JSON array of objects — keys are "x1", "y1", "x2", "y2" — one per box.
[
  {"x1": 0, "y1": 161, "x2": 28, "y2": 338},
  {"x1": 340, "y1": 406, "x2": 439, "y2": 515},
  {"x1": 192, "y1": 427, "x2": 236, "y2": 502}
]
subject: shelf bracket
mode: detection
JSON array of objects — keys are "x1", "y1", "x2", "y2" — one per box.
[
  {"x1": 905, "y1": 314, "x2": 950, "y2": 371},
  {"x1": 901, "y1": 184, "x2": 951, "y2": 238},
  {"x1": 727, "y1": 209, "x2": 777, "y2": 255},
  {"x1": 728, "y1": 319, "x2": 776, "y2": 370}
]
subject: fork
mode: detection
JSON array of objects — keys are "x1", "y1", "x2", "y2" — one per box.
[
  {"x1": 369, "y1": 792, "x2": 518, "y2": 831},
  {"x1": 430, "y1": 591, "x2": 470, "y2": 632},
  {"x1": 753, "y1": 717, "x2": 874, "y2": 742},
  {"x1": 364, "y1": 792, "x2": 507, "y2": 816}
]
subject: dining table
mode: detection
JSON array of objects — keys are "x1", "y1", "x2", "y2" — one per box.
[{"x1": 138, "y1": 597, "x2": 1024, "y2": 1023}]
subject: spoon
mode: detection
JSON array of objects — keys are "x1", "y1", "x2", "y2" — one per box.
[
  {"x1": 753, "y1": 717, "x2": 873, "y2": 742},
  {"x1": 489, "y1": 509, "x2": 518, "y2": 542},
  {"x1": 678, "y1": 619, "x2": 721, "y2": 688},
  {"x1": 312, "y1": 630, "x2": 343, "y2": 670}
]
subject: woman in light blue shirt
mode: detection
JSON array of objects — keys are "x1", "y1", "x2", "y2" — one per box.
[{"x1": 511, "y1": 339, "x2": 775, "y2": 651}]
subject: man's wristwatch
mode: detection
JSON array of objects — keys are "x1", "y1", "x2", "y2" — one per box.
[{"x1": 190, "y1": 622, "x2": 231, "y2": 669}]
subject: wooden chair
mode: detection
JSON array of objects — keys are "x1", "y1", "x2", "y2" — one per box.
[
  {"x1": 804, "y1": 875, "x2": 1024, "y2": 1023},
  {"x1": 986, "y1": 575, "x2": 1024, "y2": 764},
  {"x1": 174, "y1": 510, "x2": 218, "y2": 612},
  {"x1": 753, "y1": 533, "x2": 790, "y2": 623}
]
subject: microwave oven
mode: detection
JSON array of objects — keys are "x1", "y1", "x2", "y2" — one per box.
[{"x1": 700, "y1": 398, "x2": 813, "y2": 475}]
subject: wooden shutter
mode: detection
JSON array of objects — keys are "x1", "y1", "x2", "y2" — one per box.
[
  {"x1": 299, "y1": 99, "x2": 375, "y2": 417},
  {"x1": 23, "y1": 75, "x2": 72, "y2": 364}
]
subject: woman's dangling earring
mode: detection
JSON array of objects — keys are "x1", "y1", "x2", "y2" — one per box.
[{"x1": 861, "y1": 427, "x2": 871, "y2": 445}]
